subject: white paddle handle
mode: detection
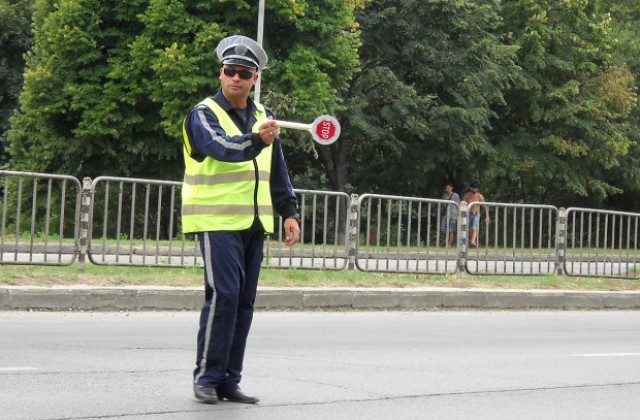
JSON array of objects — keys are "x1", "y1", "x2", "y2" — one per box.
[{"x1": 273, "y1": 120, "x2": 311, "y2": 131}]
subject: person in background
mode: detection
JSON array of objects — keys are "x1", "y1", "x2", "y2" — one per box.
[
  {"x1": 440, "y1": 182, "x2": 460, "y2": 247},
  {"x1": 181, "y1": 35, "x2": 300, "y2": 405},
  {"x1": 462, "y1": 180, "x2": 489, "y2": 248}
]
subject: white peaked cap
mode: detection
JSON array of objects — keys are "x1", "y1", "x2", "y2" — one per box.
[{"x1": 216, "y1": 35, "x2": 268, "y2": 71}]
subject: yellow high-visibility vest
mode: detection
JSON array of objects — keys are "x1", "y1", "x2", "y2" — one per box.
[{"x1": 181, "y1": 98, "x2": 274, "y2": 233}]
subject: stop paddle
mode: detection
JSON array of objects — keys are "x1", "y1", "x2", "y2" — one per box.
[{"x1": 273, "y1": 115, "x2": 341, "y2": 145}]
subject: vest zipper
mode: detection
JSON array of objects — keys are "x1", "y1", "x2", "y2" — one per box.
[{"x1": 252, "y1": 159, "x2": 259, "y2": 219}]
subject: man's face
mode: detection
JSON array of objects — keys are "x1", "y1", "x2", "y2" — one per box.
[{"x1": 219, "y1": 65, "x2": 258, "y2": 99}]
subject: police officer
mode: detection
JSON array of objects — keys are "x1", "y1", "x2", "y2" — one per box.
[{"x1": 182, "y1": 35, "x2": 301, "y2": 404}]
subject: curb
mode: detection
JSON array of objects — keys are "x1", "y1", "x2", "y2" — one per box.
[{"x1": 2, "y1": 286, "x2": 640, "y2": 311}]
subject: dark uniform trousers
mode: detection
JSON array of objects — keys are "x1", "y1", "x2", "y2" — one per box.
[{"x1": 193, "y1": 226, "x2": 264, "y2": 391}]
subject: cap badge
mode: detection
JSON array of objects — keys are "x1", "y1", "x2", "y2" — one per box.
[{"x1": 234, "y1": 44, "x2": 248, "y2": 56}]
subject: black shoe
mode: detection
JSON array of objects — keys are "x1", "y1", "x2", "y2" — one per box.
[
  {"x1": 193, "y1": 384, "x2": 218, "y2": 404},
  {"x1": 217, "y1": 388, "x2": 259, "y2": 404},
  {"x1": 469, "y1": 243, "x2": 477, "y2": 248}
]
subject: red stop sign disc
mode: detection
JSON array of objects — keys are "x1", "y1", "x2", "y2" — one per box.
[{"x1": 310, "y1": 115, "x2": 340, "y2": 145}]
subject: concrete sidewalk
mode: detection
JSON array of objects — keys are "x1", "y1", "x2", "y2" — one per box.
[{"x1": 2, "y1": 286, "x2": 640, "y2": 311}]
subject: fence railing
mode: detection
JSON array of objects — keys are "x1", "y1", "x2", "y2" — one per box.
[
  {"x1": 562, "y1": 207, "x2": 640, "y2": 278},
  {"x1": 88, "y1": 176, "x2": 197, "y2": 267},
  {"x1": 265, "y1": 189, "x2": 350, "y2": 270},
  {"x1": 1, "y1": 170, "x2": 639, "y2": 279},
  {"x1": 354, "y1": 194, "x2": 460, "y2": 274},
  {"x1": 463, "y1": 202, "x2": 559, "y2": 276},
  {"x1": 1, "y1": 170, "x2": 81, "y2": 266}
]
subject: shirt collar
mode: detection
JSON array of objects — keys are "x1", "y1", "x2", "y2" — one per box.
[{"x1": 213, "y1": 90, "x2": 262, "y2": 116}]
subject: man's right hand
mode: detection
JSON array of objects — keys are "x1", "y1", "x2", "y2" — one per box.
[{"x1": 259, "y1": 118, "x2": 280, "y2": 145}]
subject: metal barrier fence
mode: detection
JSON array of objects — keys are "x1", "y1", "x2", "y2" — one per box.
[
  {"x1": 2, "y1": 170, "x2": 640, "y2": 279},
  {"x1": 87, "y1": 175, "x2": 351, "y2": 270},
  {"x1": 355, "y1": 194, "x2": 460, "y2": 274},
  {"x1": 88, "y1": 176, "x2": 197, "y2": 267},
  {"x1": 265, "y1": 189, "x2": 350, "y2": 270},
  {"x1": 0, "y1": 170, "x2": 81, "y2": 266},
  {"x1": 562, "y1": 207, "x2": 640, "y2": 279},
  {"x1": 463, "y1": 202, "x2": 559, "y2": 276}
]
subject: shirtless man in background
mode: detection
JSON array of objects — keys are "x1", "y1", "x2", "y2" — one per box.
[{"x1": 462, "y1": 180, "x2": 489, "y2": 248}]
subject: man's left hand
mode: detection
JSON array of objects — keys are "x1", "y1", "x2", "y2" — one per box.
[{"x1": 284, "y1": 217, "x2": 300, "y2": 246}]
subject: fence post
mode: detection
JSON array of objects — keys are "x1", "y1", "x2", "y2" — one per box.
[
  {"x1": 347, "y1": 194, "x2": 359, "y2": 271},
  {"x1": 77, "y1": 177, "x2": 93, "y2": 271},
  {"x1": 458, "y1": 201, "x2": 469, "y2": 274},
  {"x1": 556, "y1": 207, "x2": 567, "y2": 276}
]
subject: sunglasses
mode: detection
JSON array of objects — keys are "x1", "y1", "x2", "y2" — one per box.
[{"x1": 222, "y1": 67, "x2": 256, "y2": 80}]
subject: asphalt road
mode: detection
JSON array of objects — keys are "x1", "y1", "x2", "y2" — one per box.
[{"x1": 1, "y1": 311, "x2": 639, "y2": 420}]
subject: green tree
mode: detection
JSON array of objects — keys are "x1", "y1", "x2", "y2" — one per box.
[
  {"x1": 253, "y1": 0, "x2": 364, "y2": 192},
  {"x1": 8, "y1": 0, "x2": 148, "y2": 177},
  {"x1": 601, "y1": 0, "x2": 640, "y2": 211},
  {"x1": 338, "y1": 0, "x2": 518, "y2": 197},
  {"x1": 489, "y1": 0, "x2": 637, "y2": 207},
  {"x1": 6, "y1": 0, "x2": 362, "y2": 185},
  {"x1": 0, "y1": 0, "x2": 33, "y2": 166}
]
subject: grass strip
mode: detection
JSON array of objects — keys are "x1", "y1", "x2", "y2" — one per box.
[{"x1": 0, "y1": 263, "x2": 638, "y2": 291}]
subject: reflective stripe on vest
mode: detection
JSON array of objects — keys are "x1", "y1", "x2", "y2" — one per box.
[{"x1": 181, "y1": 98, "x2": 274, "y2": 233}]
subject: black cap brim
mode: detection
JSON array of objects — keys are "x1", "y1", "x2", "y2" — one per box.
[{"x1": 222, "y1": 58, "x2": 258, "y2": 69}]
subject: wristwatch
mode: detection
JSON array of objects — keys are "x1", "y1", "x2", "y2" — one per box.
[{"x1": 287, "y1": 212, "x2": 301, "y2": 223}]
